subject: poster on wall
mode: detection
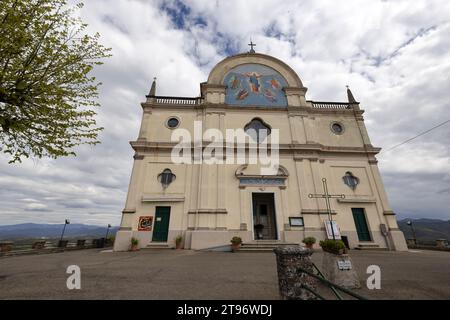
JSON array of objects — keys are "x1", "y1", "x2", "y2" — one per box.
[
  {"x1": 324, "y1": 220, "x2": 341, "y2": 239},
  {"x1": 138, "y1": 216, "x2": 153, "y2": 231}
]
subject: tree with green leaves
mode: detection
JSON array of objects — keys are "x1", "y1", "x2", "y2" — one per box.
[{"x1": 0, "y1": 0, "x2": 111, "y2": 163}]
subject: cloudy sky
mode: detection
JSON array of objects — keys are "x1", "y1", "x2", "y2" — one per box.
[{"x1": 1, "y1": 0, "x2": 449, "y2": 226}]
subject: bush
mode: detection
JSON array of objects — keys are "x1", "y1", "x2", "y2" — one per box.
[
  {"x1": 302, "y1": 237, "x2": 316, "y2": 245},
  {"x1": 131, "y1": 237, "x2": 139, "y2": 246},
  {"x1": 319, "y1": 239, "x2": 345, "y2": 255},
  {"x1": 230, "y1": 236, "x2": 242, "y2": 245}
]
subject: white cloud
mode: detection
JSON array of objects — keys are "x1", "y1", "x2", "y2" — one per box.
[{"x1": 24, "y1": 203, "x2": 52, "y2": 212}]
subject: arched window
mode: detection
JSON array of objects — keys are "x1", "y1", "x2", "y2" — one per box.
[
  {"x1": 343, "y1": 172, "x2": 359, "y2": 190},
  {"x1": 244, "y1": 118, "x2": 271, "y2": 143},
  {"x1": 158, "y1": 169, "x2": 176, "y2": 188}
]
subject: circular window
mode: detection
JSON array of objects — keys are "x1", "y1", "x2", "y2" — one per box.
[
  {"x1": 331, "y1": 122, "x2": 344, "y2": 135},
  {"x1": 166, "y1": 117, "x2": 180, "y2": 129}
]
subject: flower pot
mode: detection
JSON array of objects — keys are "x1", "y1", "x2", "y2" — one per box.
[
  {"x1": 130, "y1": 244, "x2": 139, "y2": 251},
  {"x1": 306, "y1": 244, "x2": 314, "y2": 250},
  {"x1": 176, "y1": 242, "x2": 183, "y2": 250},
  {"x1": 231, "y1": 243, "x2": 241, "y2": 252}
]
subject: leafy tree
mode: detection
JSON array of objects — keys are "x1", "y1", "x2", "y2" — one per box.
[{"x1": 0, "y1": 0, "x2": 111, "y2": 163}]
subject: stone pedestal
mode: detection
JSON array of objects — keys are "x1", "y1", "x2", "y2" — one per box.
[
  {"x1": 322, "y1": 252, "x2": 361, "y2": 289},
  {"x1": 273, "y1": 246, "x2": 318, "y2": 300}
]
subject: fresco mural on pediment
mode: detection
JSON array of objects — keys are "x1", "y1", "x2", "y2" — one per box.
[{"x1": 224, "y1": 64, "x2": 288, "y2": 107}]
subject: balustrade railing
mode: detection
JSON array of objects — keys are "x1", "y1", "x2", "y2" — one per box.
[
  {"x1": 147, "y1": 95, "x2": 355, "y2": 109},
  {"x1": 147, "y1": 95, "x2": 204, "y2": 105},
  {"x1": 311, "y1": 101, "x2": 353, "y2": 109}
]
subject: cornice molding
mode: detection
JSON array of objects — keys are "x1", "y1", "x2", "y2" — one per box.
[{"x1": 130, "y1": 140, "x2": 382, "y2": 158}]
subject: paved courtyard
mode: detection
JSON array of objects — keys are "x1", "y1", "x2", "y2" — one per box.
[{"x1": 0, "y1": 248, "x2": 449, "y2": 300}]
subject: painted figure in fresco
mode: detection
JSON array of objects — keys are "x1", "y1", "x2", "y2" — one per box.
[
  {"x1": 247, "y1": 72, "x2": 261, "y2": 93},
  {"x1": 269, "y1": 78, "x2": 281, "y2": 90},
  {"x1": 236, "y1": 88, "x2": 249, "y2": 100},
  {"x1": 263, "y1": 88, "x2": 277, "y2": 102},
  {"x1": 224, "y1": 64, "x2": 288, "y2": 106},
  {"x1": 229, "y1": 75, "x2": 240, "y2": 89}
]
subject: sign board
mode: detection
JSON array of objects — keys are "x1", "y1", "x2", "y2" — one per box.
[
  {"x1": 138, "y1": 216, "x2": 153, "y2": 231},
  {"x1": 289, "y1": 217, "x2": 304, "y2": 227},
  {"x1": 337, "y1": 259, "x2": 352, "y2": 270},
  {"x1": 380, "y1": 224, "x2": 389, "y2": 236},
  {"x1": 325, "y1": 220, "x2": 341, "y2": 239}
]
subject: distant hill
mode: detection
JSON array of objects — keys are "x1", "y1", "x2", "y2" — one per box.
[
  {"x1": 0, "y1": 223, "x2": 119, "y2": 240},
  {"x1": 398, "y1": 218, "x2": 450, "y2": 244}
]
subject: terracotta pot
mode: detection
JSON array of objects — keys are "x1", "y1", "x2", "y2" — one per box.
[
  {"x1": 176, "y1": 242, "x2": 183, "y2": 250},
  {"x1": 231, "y1": 243, "x2": 241, "y2": 252},
  {"x1": 306, "y1": 243, "x2": 314, "y2": 250},
  {"x1": 130, "y1": 244, "x2": 139, "y2": 251}
]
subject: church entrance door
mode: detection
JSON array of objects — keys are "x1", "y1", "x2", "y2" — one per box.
[
  {"x1": 152, "y1": 207, "x2": 171, "y2": 242},
  {"x1": 252, "y1": 193, "x2": 277, "y2": 240},
  {"x1": 352, "y1": 208, "x2": 371, "y2": 242}
]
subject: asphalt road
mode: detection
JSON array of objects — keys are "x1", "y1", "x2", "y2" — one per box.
[{"x1": 0, "y1": 248, "x2": 448, "y2": 300}]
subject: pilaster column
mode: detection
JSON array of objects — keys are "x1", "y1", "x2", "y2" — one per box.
[{"x1": 138, "y1": 109, "x2": 152, "y2": 140}]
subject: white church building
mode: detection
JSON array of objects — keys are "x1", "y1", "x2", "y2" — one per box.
[{"x1": 113, "y1": 49, "x2": 408, "y2": 252}]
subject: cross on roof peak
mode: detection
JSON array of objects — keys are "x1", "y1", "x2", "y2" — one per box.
[{"x1": 248, "y1": 40, "x2": 256, "y2": 53}]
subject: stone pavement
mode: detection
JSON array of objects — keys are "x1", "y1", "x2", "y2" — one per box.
[{"x1": 0, "y1": 248, "x2": 448, "y2": 300}]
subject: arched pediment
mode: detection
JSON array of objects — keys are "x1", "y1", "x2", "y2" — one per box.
[
  {"x1": 202, "y1": 53, "x2": 307, "y2": 107},
  {"x1": 208, "y1": 53, "x2": 304, "y2": 88}
]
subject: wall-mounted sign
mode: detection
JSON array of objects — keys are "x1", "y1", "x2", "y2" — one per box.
[
  {"x1": 325, "y1": 220, "x2": 341, "y2": 239},
  {"x1": 138, "y1": 216, "x2": 153, "y2": 231},
  {"x1": 289, "y1": 217, "x2": 304, "y2": 227},
  {"x1": 337, "y1": 259, "x2": 352, "y2": 270}
]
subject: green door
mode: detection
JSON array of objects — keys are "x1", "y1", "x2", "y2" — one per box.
[
  {"x1": 152, "y1": 207, "x2": 171, "y2": 242},
  {"x1": 352, "y1": 208, "x2": 371, "y2": 241}
]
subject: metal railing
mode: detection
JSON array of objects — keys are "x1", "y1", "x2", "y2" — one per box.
[
  {"x1": 147, "y1": 95, "x2": 204, "y2": 105},
  {"x1": 297, "y1": 263, "x2": 368, "y2": 300},
  {"x1": 311, "y1": 101, "x2": 353, "y2": 109}
]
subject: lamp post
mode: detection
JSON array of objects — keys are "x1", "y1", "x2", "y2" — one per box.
[
  {"x1": 105, "y1": 224, "x2": 111, "y2": 240},
  {"x1": 406, "y1": 220, "x2": 417, "y2": 245},
  {"x1": 60, "y1": 219, "x2": 70, "y2": 241}
]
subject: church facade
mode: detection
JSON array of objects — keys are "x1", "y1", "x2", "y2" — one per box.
[{"x1": 113, "y1": 51, "x2": 408, "y2": 252}]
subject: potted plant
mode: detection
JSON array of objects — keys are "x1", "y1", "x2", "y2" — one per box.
[
  {"x1": 130, "y1": 237, "x2": 139, "y2": 251},
  {"x1": 319, "y1": 239, "x2": 346, "y2": 255},
  {"x1": 302, "y1": 237, "x2": 316, "y2": 249},
  {"x1": 230, "y1": 236, "x2": 242, "y2": 252},
  {"x1": 175, "y1": 235, "x2": 183, "y2": 249}
]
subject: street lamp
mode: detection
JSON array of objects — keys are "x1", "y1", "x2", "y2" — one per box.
[
  {"x1": 406, "y1": 220, "x2": 417, "y2": 245},
  {"x1": 105, "y1": 224, "x2": 111, "y2": 240},
  {"x1": 60, "y1": 219, "x2": 70, "y2": 241}
]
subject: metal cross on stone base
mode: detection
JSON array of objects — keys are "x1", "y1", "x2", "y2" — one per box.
[
  {"x1": 248, "y1": 40, "x2": 256, "y2": 53},
  {"x1": 309, "y1": 178, "x2": 345, "y2": 240}
]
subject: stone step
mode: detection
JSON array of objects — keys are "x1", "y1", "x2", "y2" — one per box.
[
  {"x1": 355, "y1": 243, "x2": 386, "y2": 250},
  {"x1": 238, "y1": 247, "x2": 275, "y2": 252},
  {"x1": 144, "y1": 243, "x2": 171, "y2": 250},
  {"x1": 243, "y1": 242, "x2": 299, "y2": 247},
  {"x1": 239, "y1": 242, "x2": 301, "y2": 252}
]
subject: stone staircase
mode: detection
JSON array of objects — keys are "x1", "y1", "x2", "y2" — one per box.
[
  {"x1": 143, "y1": 243, "x2": 171, "y2": 250},
  {"x1": 354, "y1": 243, "x2": 386, "y2": 250},
  {"x1": 239, "y1": 240, "x2": 301, "y2": 252}
]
